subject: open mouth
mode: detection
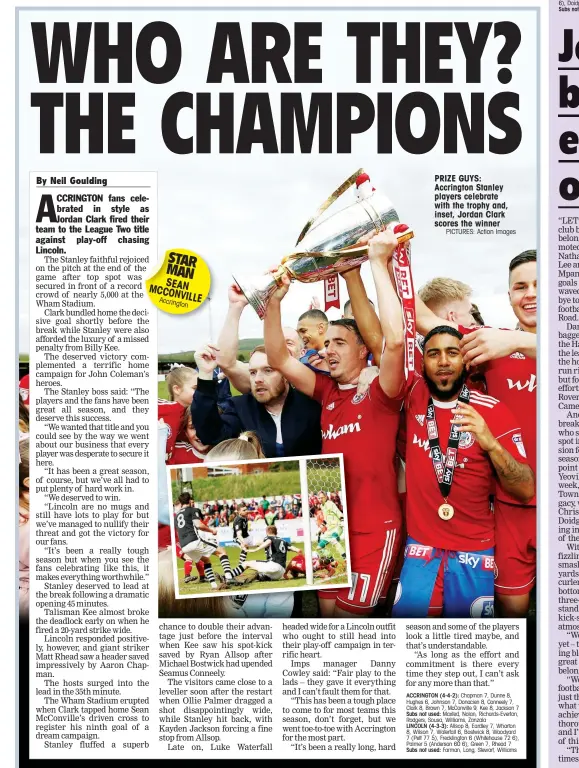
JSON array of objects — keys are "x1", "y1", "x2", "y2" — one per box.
[
  {"x1": 327, "y1": 358, "x2": 339, "y2": 369},
  {"x1": 522, "y1": 302, "x2": 537, "y2": 313},
  {"x1": 255, "y1": 387, "x2": 268, "y2": 395}
]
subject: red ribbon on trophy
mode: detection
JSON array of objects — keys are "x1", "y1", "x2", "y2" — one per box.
[
  {"x1": 324, "y1": 275, "x2": 340, "y2": 311},
  {"x1": 390, "y1": 223, "x2": 416, "y2": 381}
]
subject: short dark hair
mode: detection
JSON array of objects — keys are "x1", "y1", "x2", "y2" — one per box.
[
  {"x1": 298, "y1": 309, "x2": 328, "y2": 325},
  {"x1": 509, "y1": 250, "x2": 536, "y2": 274},
  {"x1": 423, "y1": 325, "x2": 464, "y2": 348},
  {"x1": 266, "y1": 525, "x2": 278, "y2": 535},
  {"x1": 329, "y1": 318, "x2": 365, "y2": 345},
  {"x1": 178, "y1": 492, "x2": 192, "y2": 505}
]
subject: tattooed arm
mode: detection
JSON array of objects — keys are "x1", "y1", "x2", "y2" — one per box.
[
  {"x1": 452, "y1": 403, "x2": 535, "y2": 504},
  {"x1": 485, "y1": 443, "x2": 535, "y2": 503}
]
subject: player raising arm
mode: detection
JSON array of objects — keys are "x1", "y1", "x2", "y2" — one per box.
[
  {"x1": 212, "y1": 283, "x2": 303, "y2": 394},
  {"x1": 264, "y1": 229, "x2": 405, "y2": 399},
  {"x1": 340, "y1": 268, "x2": 384, "y2": 365},
  {"x1": 264, "y1": 230, "x2": 406, "y2": 618}
]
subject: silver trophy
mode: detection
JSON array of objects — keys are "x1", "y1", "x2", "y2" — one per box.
[{"x1": 233, "y1": 169, "x2": 414, "y2": 318}]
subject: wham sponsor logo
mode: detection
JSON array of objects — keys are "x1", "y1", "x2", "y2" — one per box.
[
  {"x1": 507, "y1": 373, "x2": 537, "y2": 393},
  {"x1": 412, "y1": 434, "x2": 432, "y2": 454},
  {"x1": 322, "y1": 422, "x2": 361, "y2": 440},
  {"x1": 412, "y1": 435, "x2": 427, "y2": 449}
]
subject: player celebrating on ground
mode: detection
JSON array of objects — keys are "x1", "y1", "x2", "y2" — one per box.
[
  {"x1": 284, "y1": 551, "x2": 307, "y2": 579},
  {"x1": 391, "y1": 326, "x2": 534, "y2": 618},
  {"x1": 264, "y1": 229, "x2": 405, "y2": 617},
  {"x1": 234, "y1": 526, "x2": 301, "y2": 584},
  {"x1": 316, "y1": 491, "x2": 347, "y2": 564},
  {"x1": 283, "y1": 551, "x2": 337, "y2": 580}
]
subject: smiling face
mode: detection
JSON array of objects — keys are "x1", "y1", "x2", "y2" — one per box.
[
  {"x1": 297, "y1": 318, "x2": 326, "y2": 351},
  {"x1": 248, "y1": 351, "x2": 288, "y2": 406},
  {"x1": 509, "y1": 260, "x2": 537, "y2": 332},
  {"x1": 324, "y1": 325, "x2": 368, "y2": 383},
  {"x1": 422, "y1": 333, "x2": 466, "y2": 401}
]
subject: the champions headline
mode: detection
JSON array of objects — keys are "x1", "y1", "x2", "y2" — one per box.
[{"x1": 30, "y1": 21, "x2": 523, "y2": 155}]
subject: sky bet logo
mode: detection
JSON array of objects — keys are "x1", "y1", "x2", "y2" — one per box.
[
  {"x1": 470, "y1": 597, "x2": 494, "y2": 618},
  {"x1": 458, "y1": 553, "x2": 495, "y2": 570}
]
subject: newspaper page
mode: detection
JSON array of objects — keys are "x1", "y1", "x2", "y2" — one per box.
[{"x1": 14, "y1": 0, "x2": 543, "y2": 765}]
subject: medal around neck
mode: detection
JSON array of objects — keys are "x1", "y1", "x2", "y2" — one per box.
[
  {"x1": 438, "y1": 503, "x2": 455, "y2": 521},
  {"x1": 233, "y1": 169, "x2": 414, "y2": 319}
]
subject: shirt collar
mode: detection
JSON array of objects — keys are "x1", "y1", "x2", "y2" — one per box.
[{"x1": 432, "y1": 398, "x2": 457, "y2": 410}]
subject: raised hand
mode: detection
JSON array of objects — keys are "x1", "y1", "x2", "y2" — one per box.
[{"x1": 194, "y1": 345, "x2": 218, "y2": 377}]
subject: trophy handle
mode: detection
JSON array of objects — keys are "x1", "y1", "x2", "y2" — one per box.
[{"x1": 295, "y1": 168, "x2": 365, "y2": 247}]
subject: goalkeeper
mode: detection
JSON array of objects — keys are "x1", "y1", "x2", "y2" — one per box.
[{"x1": 316, "y1": 491, "x2": 347, "y2": 562}]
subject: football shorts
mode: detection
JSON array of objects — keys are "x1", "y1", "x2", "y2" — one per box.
[
  {"x1": 494, "y1": 500, "x2": 536, "y2": 596},
  {"x1": 319, "y1": 526, "x2": 401, "y2": 615},
  {"x1": 246, "y1": 560, "x2": 285, "y2": 580},
  {"x1": 181, "y1": 536, "x2": 218, "y2": 562},
  {"x1": 392, "y1": 536, "x2": 495, "y2": 619}
]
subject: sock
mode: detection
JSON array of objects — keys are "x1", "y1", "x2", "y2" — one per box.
[
  {"x1": 220, "y1": 554, "x2": 233, "y2": 581},
  {"x1": 196, "y1": 561, "x2": 205, "y2": 578},
  {"x1": 184, "y1": 561, "x2": 193, "y2": 577},
  {"x1": 231, "y1": 551, "x2": 247, "y2": 577},
  {"x1": 205, "y1": 564, "x2": 217, "y2": 588},
  {"x1": 333, "y1": 541, "x2": 346, "y2": 560}
]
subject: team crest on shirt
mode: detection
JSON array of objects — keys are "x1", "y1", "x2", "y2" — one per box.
[
  {"x1": 512, "y1": 432, "x2": 527, "y2": 458},
  {"x1": 351, "y1": 390, "x2": 368, "y2": 405},
  {"x1": 415, "y1": 414, "x2": 425, "y2": 426},
  {"x1": 458, "y1": 431, "x2": 475, "y2": 449}
]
